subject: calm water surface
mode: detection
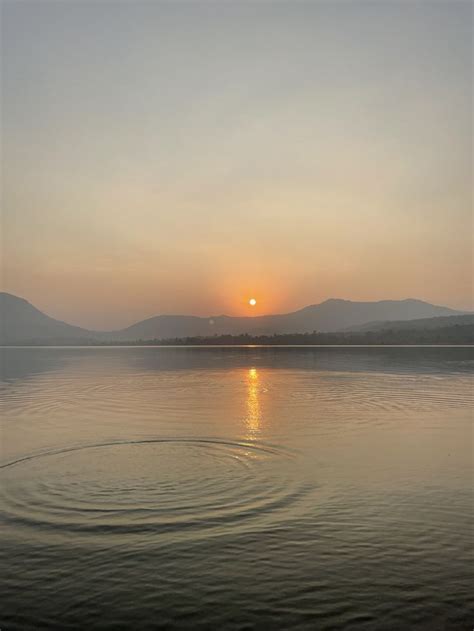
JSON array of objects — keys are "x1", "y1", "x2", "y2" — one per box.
[{"x1": 1, "y1": 347, "x2": 472, "y2": 630}]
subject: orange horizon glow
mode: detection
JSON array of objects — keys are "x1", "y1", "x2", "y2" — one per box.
[{"x1": 2, "y1": 2, "x2": 471, "y2": 330}]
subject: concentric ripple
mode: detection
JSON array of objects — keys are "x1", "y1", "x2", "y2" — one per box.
[{"x1": 0, "y1": 438, "x2": 308, "y2": 538}]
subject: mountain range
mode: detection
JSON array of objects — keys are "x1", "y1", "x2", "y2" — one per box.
[{"x1": 0, "y1": 292, "x2": 470, "y2": 344}]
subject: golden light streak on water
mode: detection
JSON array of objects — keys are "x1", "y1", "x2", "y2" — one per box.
[{"x1": 245, "y1": 367, "x2": 261, "y2": 437}]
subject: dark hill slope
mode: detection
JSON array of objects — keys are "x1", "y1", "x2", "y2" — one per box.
[
  {"x1": 0, "y1": 293, "x2": 97, "y2": 343},
  {"x1": 111, "y1": 299, "x2": 464, "y2": 340}
]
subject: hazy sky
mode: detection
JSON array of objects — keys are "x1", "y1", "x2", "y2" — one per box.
[{"x1": 2, "y1": 0, "x2": 472, "y2": 329}]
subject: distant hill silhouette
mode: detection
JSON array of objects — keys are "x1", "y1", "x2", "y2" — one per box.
[
  {"x1": 110, "y1": 298, "x2": 465, "y2": 340},
  {"x1": 347, "y1": 314, "x2": 474, "y2": 332},
  {"x1": 0, "y1": 293, "x2": 97, "y2": 344},
  {"x1": 0, "y1": 292, "x2": 468, "y2": 344},
  {"x1": 121, "y1": 322, "x2": 473, "y2": 346}
]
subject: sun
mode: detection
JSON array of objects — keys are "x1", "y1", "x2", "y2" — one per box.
[{"x1": 249, "y1": 298, "x2": 257, "y2": 306}]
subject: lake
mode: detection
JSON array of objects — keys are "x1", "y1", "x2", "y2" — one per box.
[{"x1": 1, "y1": 346, "x2": 472, "y2": 630}]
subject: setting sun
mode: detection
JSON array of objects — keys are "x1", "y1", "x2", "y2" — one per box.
[{"x1": 249, "y1": 298, "x2": 257, "y2": 306}]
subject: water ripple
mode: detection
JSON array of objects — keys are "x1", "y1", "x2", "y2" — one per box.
[{"x1": 0, "y1": 438, "x2": 309, "y2": 538}]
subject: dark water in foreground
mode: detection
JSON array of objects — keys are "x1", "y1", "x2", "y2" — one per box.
[{"x1": 1, "y1": 346, "x2": 472, "y2": 630}]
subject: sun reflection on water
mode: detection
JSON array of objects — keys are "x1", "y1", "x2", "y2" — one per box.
[{"x1": 245, "y1": 368, "x2": 261, "y2": 437}]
